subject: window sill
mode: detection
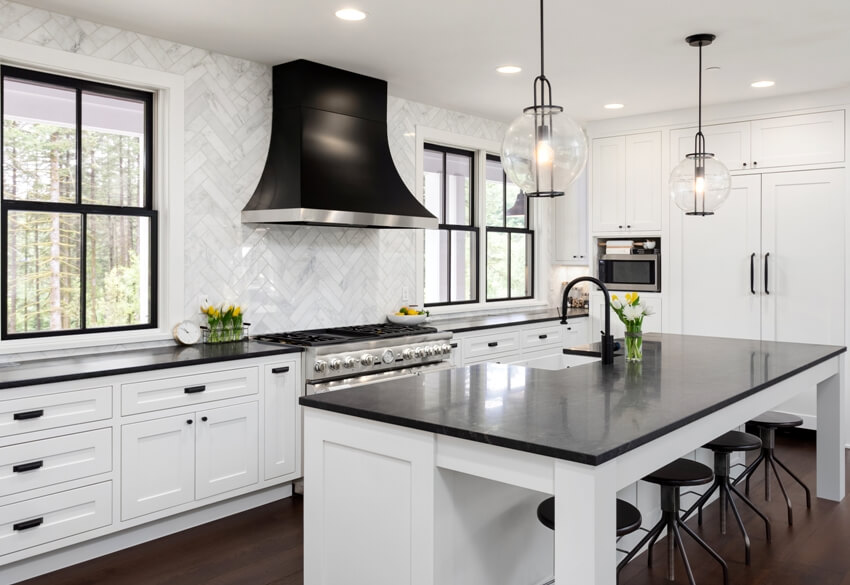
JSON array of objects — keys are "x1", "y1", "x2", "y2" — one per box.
[
  {"x1": 0, "y1": 328, "x2": 175, "y2": 356},
  {"x1": 427, "y1": 299, "x2": 549, "y2": 317}
]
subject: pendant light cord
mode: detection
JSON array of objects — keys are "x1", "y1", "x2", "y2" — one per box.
[
  {"x1": 698, "y1": 42, "x2": 702, "y2": 133},
  {"x1": 539, "y1": 0, "x2": 545, "y2": 77}
]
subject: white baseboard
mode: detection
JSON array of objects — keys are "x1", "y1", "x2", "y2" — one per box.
[{"x1": 2, "y1": 484, "x2": 293, "y2": 584}]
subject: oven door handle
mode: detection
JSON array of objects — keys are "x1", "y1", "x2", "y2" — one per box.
[{"x1": 306, "y1": 362, "x2": 453, "y2": 395}]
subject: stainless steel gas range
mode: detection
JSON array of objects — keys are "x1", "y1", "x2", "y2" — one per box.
[{"x1": 255, "y1": 323, "x2": 454, "y2": 394}]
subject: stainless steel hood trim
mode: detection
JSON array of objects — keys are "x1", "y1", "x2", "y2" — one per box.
[{"x1": 241, "y1": 207, "x2": 438, "y2": 229}]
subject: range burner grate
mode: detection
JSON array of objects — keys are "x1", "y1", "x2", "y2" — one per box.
[{"x1": 255, "y1": 322, "x2": 438, "y2": 347}]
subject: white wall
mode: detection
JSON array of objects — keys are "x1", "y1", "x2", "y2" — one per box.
[{"x1": 0, "y1": 0, "x2": 510, "y2": 335}]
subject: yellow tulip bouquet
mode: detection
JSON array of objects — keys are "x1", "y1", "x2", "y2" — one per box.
[
  {"x1": 201, "y1": 302, "x2": 246, "y2": 343},
  {"x1": 610, "y1": 292, "x2": 654, "y2": 362}
]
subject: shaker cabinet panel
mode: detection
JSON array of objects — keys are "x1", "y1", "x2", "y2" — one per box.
[
  {"x1": 750, "y1": 111, "x2": 844, "y2": 169},
  {"x1": 591, "y1": 136, "x2": 626, "y2": 233},
  {"x1": 264, "y1": 361, "x2": 301, "y2": 481},
  {"x1": 196, "y1": 402, "x2": 259, "y2": 500},
  {"x1": 671, "y1": 122, "x2": 750, "y2": 171},
  {"x1": 552, "y1": 169, "x2": 589, "y2": 263},
  {"x1": 624, "y1": 132, "x2": 662, "y2": 232}
]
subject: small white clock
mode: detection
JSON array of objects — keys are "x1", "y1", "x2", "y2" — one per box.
[{"x1": 173, "y1": 320, "x2": 202, "y2": 345}]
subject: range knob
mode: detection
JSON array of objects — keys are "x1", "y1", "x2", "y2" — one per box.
[
  {"x1": 425, "y1": 346, "x2": 436, "y2": 356},
  {"x1": 413, "y1": 347, "x2": 424, "y2": 358},
  {"x1": 382, "y1": 349, "x2": 395, "y2": 364},
  {"x1": 442, "y1": 344, "x2": 452, "y2": 354},
  {"x1": 402, "y1": 348, "x2": 414, "y2": 360},
  {"x1": 328, "y1": 358, "x2": 342, "y2": 371},
  {"x1": 314, "y1": 360, "x2": 327, "y2": 373},
  {"x1": 361, "y1": 354, "x2": 376, "y2": 366},
  {"x1": 343, "y1": 356, "x2": 358, "y2": 369}
]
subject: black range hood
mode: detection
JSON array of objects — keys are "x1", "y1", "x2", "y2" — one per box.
[{"x1": 241, "y1": 60, "x2": 438, "y2": 229}]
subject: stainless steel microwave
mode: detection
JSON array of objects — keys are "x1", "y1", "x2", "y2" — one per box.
[{"x1": 598, "y1": 254, "x2": 661, "y2": 292}]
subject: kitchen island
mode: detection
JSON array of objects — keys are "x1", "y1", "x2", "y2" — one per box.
[{"x1": 299, "y1": 334, "x2": 846, "y2": 585}]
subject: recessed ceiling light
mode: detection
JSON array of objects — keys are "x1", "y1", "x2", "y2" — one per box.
[
  {"x1": 751, "y1": 80, "x2": 775, "y2": 88},
  {"x1": 604, "y1": 103, "x2": 624, "y2": 110},
  {"x1": 496, "y1": 65, "x2": 522, "y2": 74},
  {"x1": 335, "y1": 8, "x2": 367, "y2": 21}
]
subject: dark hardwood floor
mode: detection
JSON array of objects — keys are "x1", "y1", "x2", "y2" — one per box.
[{"x1": 20, "y1": 430, "x2": 849, "y2": 585}]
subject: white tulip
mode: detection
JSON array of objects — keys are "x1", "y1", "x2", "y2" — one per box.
[
  {"x1": 623, "y1": 304, "x2": 643, "y2": 321},
  {"x1": 611, "y1": 298, "x2": 623, "y2": 310},
  {"x1": 640, "y1": 303, "x2": 655, "y2": 316}
]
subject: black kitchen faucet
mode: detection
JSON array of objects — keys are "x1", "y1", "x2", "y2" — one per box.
[{"x1": 561, "y1": 276, "x2": 615, "y2": 365}]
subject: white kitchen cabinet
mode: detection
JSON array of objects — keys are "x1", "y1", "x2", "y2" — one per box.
[
  {"x1": 196, "y1": 403, "x2": 259, "y2": 500},
  {"x1": 122, "y1": 402, "x2": 260, "y2": 519},
  {"x1": 592, "y1": 132, "x2": 662, "y2": 234},
  {"x1": 264, "y1": 361, "x2": 301, "y2": 481},
  {"x1": 671, "y1": 111, "x2": 844, "y2": 172},
  {"x1": 680, "y1": 175, "x2": 762, "y2": 339},
  {"x1": 679, "y1": 168, "x2": 845, "y2": 428},
  {"x1": 552, "y1": 169, "x2": 589, "y2": 264},
  {"x1": 454, "y1": 319, "x2": 590, "y2": 367},
  {"x1": 121, "y1": 413, "x2": 196, "y2": 520}
]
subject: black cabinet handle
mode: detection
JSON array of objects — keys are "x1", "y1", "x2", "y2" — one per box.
[
  {"x1": 750, "y1": 253, "x2": 756, "y2": 295},
  {"x1": 450, "y1": 343, "x2": 458, "y2": 348},
  {"x1": 743, "y1": 162, "x2": 747, "y2": 167},
  {"x1": 14, "y1": 409, "x2": 44, "y2": 421},
  {"x1": 184, "y1": 385, "x2": 206, "y2": 394},
  {"x1": 618, "y1": 225, "x2": 623, "y2": 229},
  {"x1": 753, "y1": 161, "x2": 758, "y2": 166},
  {"x1": 764, "y1": 253, "x2": 770, "y2": 295},
  {"x1": 201, "y1": 416, "x2": 208, "y2": 422},
  {"x1": 567, "y1": 326, "x2": 572, "y2": 331},
  {"x1": 627, "y1": 224, "x2": 632, "y2": 229},
  {"x1": 487, "y1": 342, "x2": 498, "y2": 347},
  {"x1": 13, "y1": 518, "x2": 43, "y2": 531},
  {"x1": 13, "y1": 460, "x2": 44, "y2": 473},
  {"x1": 538, "y1": 334, "x2": 548, "y2": 340},
  {"x1": 271, "y1": 366, "x2": 290, "y2": 374},
  {"x1": 186, "y1": 419, "x2": 193, "y2": 425}
]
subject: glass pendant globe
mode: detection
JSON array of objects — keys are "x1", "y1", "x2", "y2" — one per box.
[
  {"x1": 670, "y1": 154, "x2": 731, "y2": 215},
  {"x1": 501, "y1": 108, "x2": 588, "y2": 196}
]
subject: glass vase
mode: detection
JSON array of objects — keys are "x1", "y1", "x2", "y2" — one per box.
[{"x1": 624, "y1": 327, "x2": 643, "y2": 362}]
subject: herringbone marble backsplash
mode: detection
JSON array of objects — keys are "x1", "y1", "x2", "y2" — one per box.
[{"x1": 0, "y1": 0, "x2": 519, "y2": 335}]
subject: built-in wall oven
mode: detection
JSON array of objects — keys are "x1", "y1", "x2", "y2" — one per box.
[{"x1": 598, "y1": 253, "x2": 661, "y2": 292}]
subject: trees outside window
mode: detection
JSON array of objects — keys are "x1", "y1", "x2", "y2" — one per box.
[{"x1": 2, "y1": 66, "x2": 156, "y2": 339}]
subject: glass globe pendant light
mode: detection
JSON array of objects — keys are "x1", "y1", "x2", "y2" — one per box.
[
  {"x1": 670, "y1": 34, "x2": 731, "y2": 216},
  {"x1": 501, "y1": 0, "x2": 587, "y2": 197}
]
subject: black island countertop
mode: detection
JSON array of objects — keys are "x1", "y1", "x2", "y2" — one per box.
[
  {"x1": 300, "y1": 333, "x2": 845, "y2": 465},
  {"x1": 0, "y1": 341, "x2": 303, "y2": 390},
  {"x1": 433, "y1": 307, "x2": 588, "y2": 334}
]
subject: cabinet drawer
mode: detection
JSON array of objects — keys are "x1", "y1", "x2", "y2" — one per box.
[
  {"x1": 462, "y1": 331, "x2": 521, "y2": 361},
  {"x1": 122, "y1": 367, "x2": 258, "y2": 415},
  {"x1": 521, "y1": 324, "x2": 565, "y2": 350},
  {"x1": 0, "y1": 481, "x2": 112, "y2": 557},
  {"x1": 0, "y1": 429, "x2": 112, "y2": 498},
  {"x1": 0, "y1": 387, "x2": 112, "y2": 438}
]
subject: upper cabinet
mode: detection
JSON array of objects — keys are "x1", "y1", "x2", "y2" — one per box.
[
  {"x1": 671, "y1": 111, "x2": 845, "y2": 172},
  {"x1": 591, "y1": 131, "x2": 662, "y2": 234},
  {"x1": 552, "y1": 168, "x2": 589, "y2": 264}
]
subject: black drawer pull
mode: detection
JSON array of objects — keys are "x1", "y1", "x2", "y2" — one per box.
[
  {"x1": 538, "y1": 334, "x2": 548, "y2": 340},
  {"x1": 271, "y1": 366, "x2": 290, "y2": 374},
  {"x1": 14, "y1": 409, "x2": 44, "y2": 421},
  {"x1": 487, "y1": 342, "x2": 498, "y2": 348},
  {"x1": 184, "y1": 385, "x2": 206, "y2": 394},
  {"x1": 450, "y1": 343, "x2": 458, "y2": 348},
  {"x1": 13, "y1": 460, "x2": 44, "y2": 473},
  {"x1": 14, "y1": 518, "x2": 43, "y2": 531}
]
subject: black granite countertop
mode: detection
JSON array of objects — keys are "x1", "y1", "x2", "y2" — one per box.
[
  {"x1": 433, "y1": 307, "x2": 589, "y2": 334},
  {"x1": 300, "y1": 334, "x2": 845, "y2": 465},
  {"x1": 0, "y1": 341, "x2": 303, "y2": 390}
]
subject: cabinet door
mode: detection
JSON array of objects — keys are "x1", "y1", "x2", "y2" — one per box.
[
  {"x1": 671, "y1": 122, "x2": 750, "y2": 171},
  {"x1": 552, "y1": 169, "x2": 588, "y2": 263},
  {"x1": 761, "y1": 169, "x2": 845, "y2": 345},
  {"x1": 625, "y1": 132, "x2": 662, "y2": 231},
  {"x1": 196, "y1": 402, "x2": 259, "y2": 500},
  {"x1": 751, "y1": 111, "x2": 844, "y2": 169},
  {"x1": 681, "y1": 175, "x2": 762, "y2": 339},
  {"x1": 121, "y1": 414, "x2": 195, "y2": 520},
  {"x1": 264, "y1": 361, "x2": 300, "y2": 481},
  {"x1": 591, "y1": 136, "x2": 626, "y2": 233}
]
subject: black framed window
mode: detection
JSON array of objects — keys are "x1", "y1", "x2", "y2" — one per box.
[
  {"x1": 423, "y1": 143, "x2": 478, "y2": 306},
  {"x1": 1, "y1": 66, "x2": 156, "y2": 339},
  {"x1": 485, "y1": 155, "x2": 533, "y2": 301}
]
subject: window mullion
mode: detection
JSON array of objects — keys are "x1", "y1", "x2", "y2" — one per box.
[{"x1": 80, "y1": 213, "x2": 87, "y2": 331}]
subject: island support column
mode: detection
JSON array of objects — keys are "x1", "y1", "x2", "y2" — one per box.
[
  {"x1": 816, "y1": 357, "x2": 845, "y2": 501},
  {"x1": 554, "y1": 459, "x2": 618, "y2": 584}
]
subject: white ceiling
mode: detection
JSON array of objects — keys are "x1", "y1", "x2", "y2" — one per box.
[{"x1": 14, "y1": 0, "x2": 850, "y2": 122}]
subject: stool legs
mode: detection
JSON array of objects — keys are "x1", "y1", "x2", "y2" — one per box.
[
  {"x1": 637, "y1": 486, "x2": 729, "y2": 584},
  {"x1": 682, "y1": 451, "x2": 771, "y2": 565},
  {"x1": 735, "y1": 426, "x2": 811, "y2": 525}
]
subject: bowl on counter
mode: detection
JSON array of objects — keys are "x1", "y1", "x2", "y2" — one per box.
[{"x1": 387, "y1": 313, "x2": 428, "y2": 325}]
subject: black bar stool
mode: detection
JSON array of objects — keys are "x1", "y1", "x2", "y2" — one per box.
[
  {"x1": 734, "y1": 411, "x2": 812, "y2": 525},
  {"x1": 620, "y1": 459, "x2": 728, "y2": 585},
  {"x1": 681, "y1": 431, "x2": 771, "y2": 564},
  {"x1": 536, "y1": 497, "x2": 642, "y2": 582}
]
